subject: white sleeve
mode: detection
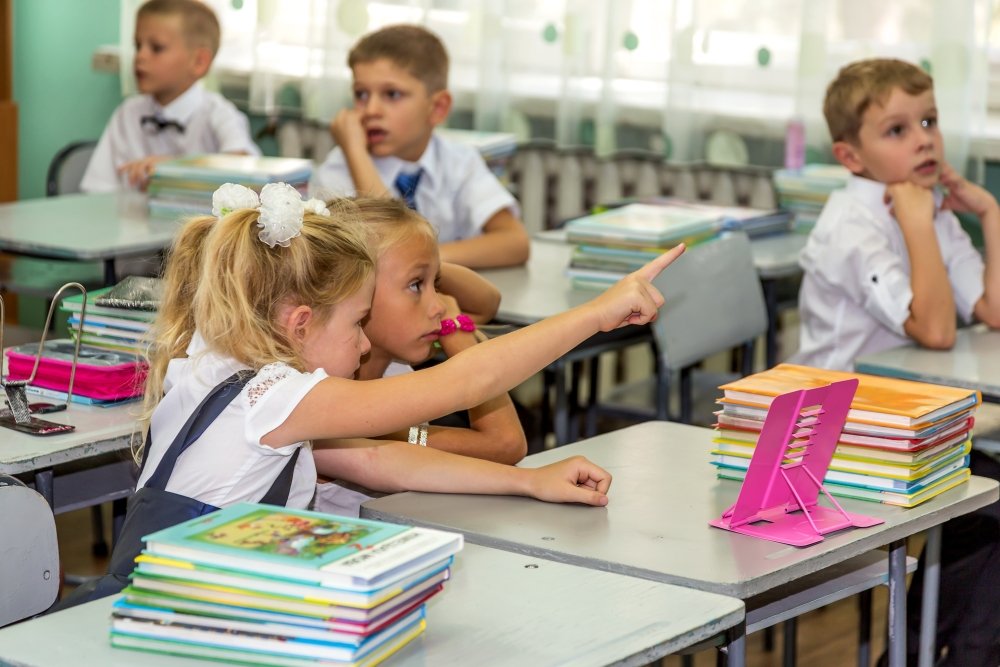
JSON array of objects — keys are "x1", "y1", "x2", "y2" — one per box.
[
  {"x1": 456, "y1": 152, "x2": 520, "y2": 234},
  {"x1": 79, "y1": 120, "x2": 122, "y2": 193},
  {"x1": 939, "y1": 212, "x2": 985, "y2": 323},
  {"x1": 308, "y1": 148, "x2": 358, "y2": 199},
  {"x1": 243, "y1": 363, "x2": 329, "y2": 446},
  {"x1": 210, "y1": 100, "x2": 261, "y2": 156}
]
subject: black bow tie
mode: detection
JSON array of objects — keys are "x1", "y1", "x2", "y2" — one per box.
[{"x1": 140, "y1": 115, "x2": 185, "y2": 133}]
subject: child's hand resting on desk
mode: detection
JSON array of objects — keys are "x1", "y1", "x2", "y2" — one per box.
[
  {"x1": 588, "y1": 243, "x2": 686, "y2": 331},
  {"x1": 119, "y1": 155, "x2": 168, "y2": 191},
  {"x1": 526, "y1": 455, "x2": 613, "y2": 506}
]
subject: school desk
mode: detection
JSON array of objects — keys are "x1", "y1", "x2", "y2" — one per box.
[
  {"x1": 0, "y1": 399, "x2": 137, "y2": 515},
  {"x1": 854, "y1": 324, "x2": 1000, "y2": 402},
  {"x1": 0, "y1": 192, "x2": 178, "y2": 286},
  {"x1": 0, "y1": 543, "x2": 745, "y2": 667},
  {"x1": 362, "y1": 421, "x2": 1000, "y2": 667}
]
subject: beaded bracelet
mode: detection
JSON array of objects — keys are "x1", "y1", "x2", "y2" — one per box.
[
  {"x1": 407, "y1": 424, "x2": 428, "y2": 446},
  {"x1": 438, "y1": 314, "x2": 476, "y2": 336}
]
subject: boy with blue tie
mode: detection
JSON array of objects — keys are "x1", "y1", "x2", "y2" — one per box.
[
  {"x1": 795, "y1": 58, "x2": 1000, "y2": 667},
  {"x1": 81, "y1": 0, "x2": 259, "y2": 193},
  {"x1": 309, "y1": 24, "x2": 530, "y2": 269}
]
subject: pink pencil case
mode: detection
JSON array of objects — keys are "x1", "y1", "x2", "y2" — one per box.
[{"x1": 5, "y1": 339, "x2": 147, "y2": 401}]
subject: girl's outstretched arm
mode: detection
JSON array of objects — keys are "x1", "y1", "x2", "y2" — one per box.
[
  {"x1": 266, "y1": 244, "x2": 686, "y2": 446},
  {"x1": 314, "y1": 440, "x2": 611, "y2": 506}
]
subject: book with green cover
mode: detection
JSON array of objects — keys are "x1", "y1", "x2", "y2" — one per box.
[
  {"x1": 141, "y1": 503, "x2": 463, "y2": 591},
  {"x1": 565, "y1": 203, "x2": 722, "y2": 247},
  {"x1": 151, "y1": 154, "x2": 313, "y2": 184}
]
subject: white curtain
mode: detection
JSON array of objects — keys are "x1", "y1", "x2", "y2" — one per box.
[{"x1": 118, "y1": 0, "x2": 994, "y2": 168}]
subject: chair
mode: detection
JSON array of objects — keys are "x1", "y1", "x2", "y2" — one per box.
[
  {"x1": 45, "y1": 140, "x2": 97, "y2": 197},
  {"x1": 0, "y1": 475, "x2": 59, "y2": 626},
  {"x1": 593, "y1": 231, "x2": 768, "y2": 429}
]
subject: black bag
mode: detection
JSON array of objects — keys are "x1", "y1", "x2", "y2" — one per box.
[{"x1": 51, "y1": 370, "x2": 301, "y2": 610}]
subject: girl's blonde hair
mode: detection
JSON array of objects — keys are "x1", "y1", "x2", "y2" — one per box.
[
  {"x1": 140, "y1": 199, "x2": 374, "y2": 434},
  {"x1": 346, "y1": 197, "x2": 437, "y2": 257}
]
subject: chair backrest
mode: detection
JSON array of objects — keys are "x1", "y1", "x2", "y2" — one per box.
[
  {"x1": 46, "y1": 140, "x2": 98, "y2": 197},
  {"x1": 0, "y1": 476, "x2": 59, "y2": 626},
  {"x1": 651, "y1": 231, "x2": 768, "y2": 372}
]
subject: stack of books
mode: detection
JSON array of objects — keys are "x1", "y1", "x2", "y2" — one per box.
[
  {"x1": 773, "y1": 164, "x2": 850, "y2": 231},
  {"x1": 60, "y1": 277, "x2": 161, "y2": 355},
  {"x1": 148, "y1": 154, "x2": 313, "y2": 219},
  {"x1": 711, "y1": 364, "x2": 979, "y2": 507},
  {"x1": 564, "y1": 202, "x2": 723, "y2": 289},
  {"x1": 110, "y1": 503, "x2": 463, "y2": 666}
]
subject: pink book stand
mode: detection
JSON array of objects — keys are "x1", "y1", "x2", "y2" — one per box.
[{"x1": 710, "y1": 379, "x2": 883, "y2": 547}]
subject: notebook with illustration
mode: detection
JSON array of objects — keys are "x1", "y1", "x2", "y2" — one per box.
[{"x1": 710, "y1": 379, "x2": 883, "y2": 547}]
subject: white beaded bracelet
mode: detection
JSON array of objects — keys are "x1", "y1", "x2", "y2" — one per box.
[{"x1": 407, "y1": 424, "x2": 429, "y2": 446}]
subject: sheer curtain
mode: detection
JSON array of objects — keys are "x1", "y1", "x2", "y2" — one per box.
[{"x1": 118, "y1": 0, "x2": 994, "y2": 168}]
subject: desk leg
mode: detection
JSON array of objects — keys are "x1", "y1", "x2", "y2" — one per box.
[
  {"x1": 918, "y1": 526, "x2": 941, "y2": 667},
  {"x1": 888, "y1": 539, "x2": 907, "y2": 667},
  {"x1": 35, "y1": 469, "x2": 54, "y2": 508},
  {"x1": 103, "y1": 258, "x2": 117, "y2": 286},
  {"x1": 725, "y1": 621, "x2": 746, "y2": 667},
  {"x1": 762, "y1": 278, "x2": 778, "y2": 369},
  {"x1": 554, "y1": 361, "x2": 570, "y2": 447}
]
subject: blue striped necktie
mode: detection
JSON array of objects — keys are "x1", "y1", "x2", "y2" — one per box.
[{"x1": 393, "y1": 169, "x2": 423, "y2": 211}]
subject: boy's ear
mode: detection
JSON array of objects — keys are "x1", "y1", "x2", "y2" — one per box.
[
  {"x1": 190, "y1": 46, "x2": 213, "y2": 79},
  {"x1": 832, "y1": 140, "x2": 865, "y2": 175},
  {"x1": 428, "y1": 90, "x2": 452, "y2": 127}
]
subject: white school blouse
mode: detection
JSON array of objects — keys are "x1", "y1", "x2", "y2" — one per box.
[
  {"x1": 308, "y1": 132, "x2": 519, "y2": 243},
  {"x1": 136, "y1": 333, "x2": 325, "y2": 509},
  {"x1": 792, "y1": 176, "x2": 984, "y2": 372},
  {"x1": 80, "y1": 82, "x2": 260, "y2": 193}
]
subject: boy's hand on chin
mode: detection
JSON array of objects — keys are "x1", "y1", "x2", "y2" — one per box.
[
  {"x1": 940, "y1": 163, "x2": 1000, "y2": 219},
  {"x1": 885, "y1": 181, "x2": 935, "y2": 229}
]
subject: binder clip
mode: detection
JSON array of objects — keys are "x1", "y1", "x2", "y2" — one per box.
[
  {"x1": 710, "y1": 379, "x2": 883, "y2": 547},
  {"x1": 0, "y1": 282, "x2": 87, "y2": 436}
]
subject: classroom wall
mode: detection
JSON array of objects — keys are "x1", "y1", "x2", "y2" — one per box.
[{"x1": 13, "y1": 0, "x2": 122, "y2": 201}]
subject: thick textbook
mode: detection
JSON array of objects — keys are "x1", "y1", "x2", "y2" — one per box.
[
  {"x1": 141, "y1": 503, "x2": 463, "y2": 591},
  {"x1": 565, "y1": 203, "x2": 721, "y2": 247},
  {"x1": 719, "y1": 364, "x2": 980, "y2": 428}
]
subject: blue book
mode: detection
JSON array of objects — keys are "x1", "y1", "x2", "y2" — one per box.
[{"x1": 141, "y1": 503, "x2": 463, "y2": 592}]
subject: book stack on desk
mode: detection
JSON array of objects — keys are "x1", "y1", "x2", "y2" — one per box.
[
  {"x1": 147, "y1": 154, "x2": 313, "y2": 219},
  {"x1": 110, "y1": 502, "x2": 463, "y2": 666},
  {"x1": 711, "y1": 364, "x2": 980, "y2": 507},
  {"x1": 564, "y1": 203, "x2": 722, "y2": 289},
  {"x1": 60, "y1": 277, "x2": 160, "y2": 355},
  {"x1": 773, "y1": 164, "x2": 850, "y2": 231}
]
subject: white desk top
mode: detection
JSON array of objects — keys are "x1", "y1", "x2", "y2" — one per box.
[
  {"x1": 0, "y1": 193, "x2": 180, "y2": 261},
  {"x1": 363, "y1": 421, "x2": 999, "y2": 599},
  {"x1": 0, "y1": 401, "x2": 138, "y2": 474},
  {"x1": 0, "y1": 544, "x2": 744, "y2": 667},
  {"x1": 855, "y1": 324, "x2": 1000, "y2": 401}
]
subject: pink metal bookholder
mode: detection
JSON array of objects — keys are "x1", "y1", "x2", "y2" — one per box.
[{"x1": 710, "y1": 379, "x2": 883, "y2": 547}]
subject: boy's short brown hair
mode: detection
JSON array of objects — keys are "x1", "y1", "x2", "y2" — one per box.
[
  {"x1": 348, "y1": 24, "x2": 449, "y2": 93},
  {"x1": 137, "y1": 0, "x2": 221, "y2": 58},
  {"x1": 824, "y1": 58, "x2": 933, "y2": 144}
]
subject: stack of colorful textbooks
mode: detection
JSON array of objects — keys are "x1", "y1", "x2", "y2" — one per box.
[
  {"x1": 110, "y1": 503, "x2": 463, "y2": 666},
  {"x1": 148, "y1": 154, "x2": 313, "y2": 219},
  {"x1": 60, "y1": 277, "x2": 161, "y2": 355},
  {"x1": 773, "y1": 164, "x2": 850, "y2": 231},
  {"x1": 564, "y1": 203, "x2": 722, "y2": 289},
  {"x1": 711, "y1": 364, "x2": 979, "y2": 507}
]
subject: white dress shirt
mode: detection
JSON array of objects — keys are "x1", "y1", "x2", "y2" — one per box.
[
  {"x1": 309, "y1": 132, "x2": 519, "y2": 242},
  {"x1": 81, "y1": 82, "x2": 260, "y2": 193},
  {"x1": 792, "y1": 176, "x2": 984, "y2": 371}
]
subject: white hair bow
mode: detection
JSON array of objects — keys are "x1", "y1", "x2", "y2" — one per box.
[{"x1": 211, "y1": 182, "x2": 331, "y2": 248}]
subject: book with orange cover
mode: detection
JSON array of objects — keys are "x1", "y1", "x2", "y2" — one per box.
[{"x1": 719, "y1": 364, "x2": 980, "y2": 428}]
